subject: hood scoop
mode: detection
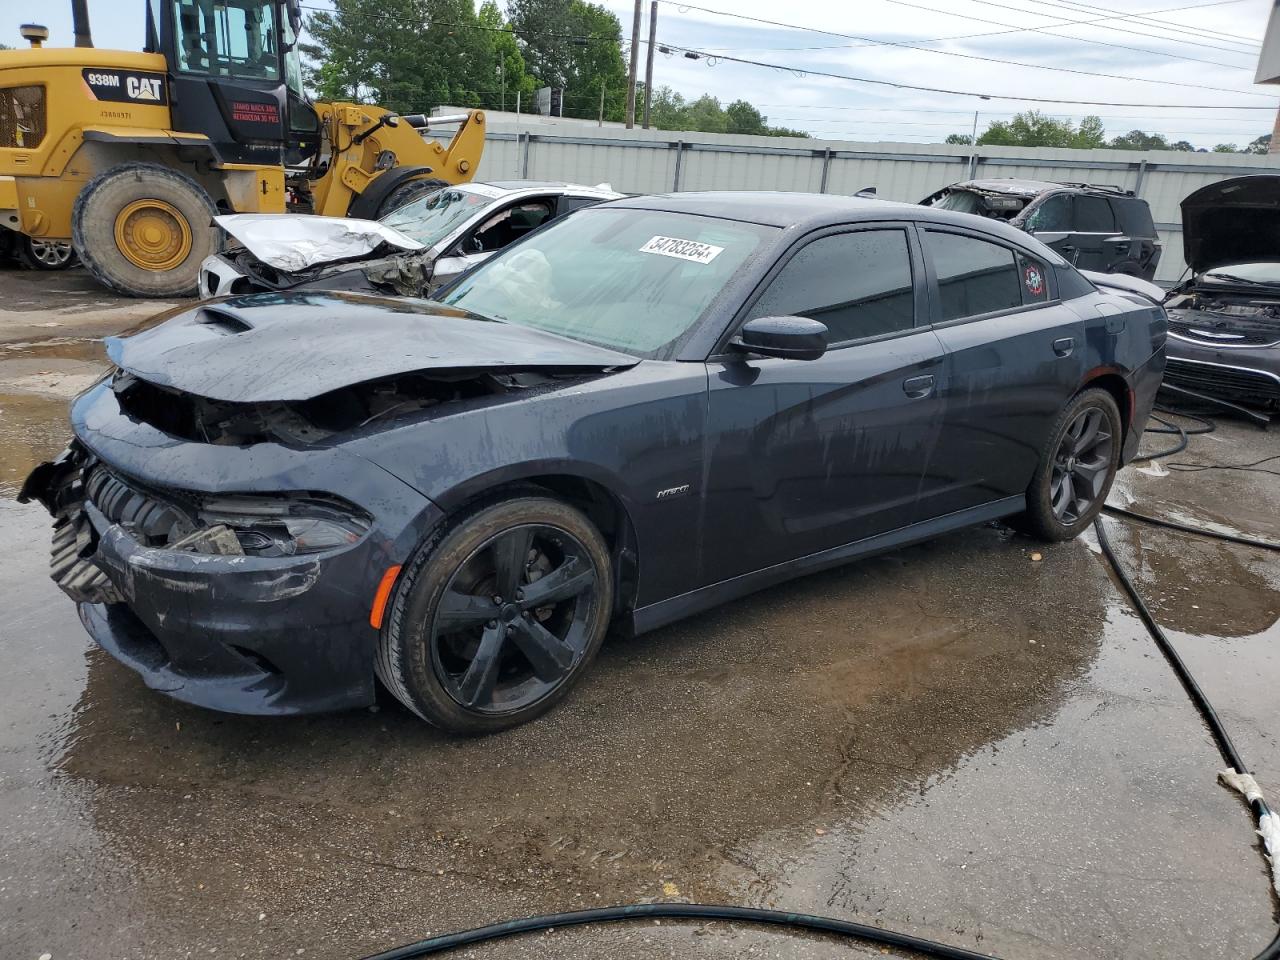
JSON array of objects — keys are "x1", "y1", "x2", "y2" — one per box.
[{"x1": 196, "y1": 306, "x2": 254, "y2": 334}]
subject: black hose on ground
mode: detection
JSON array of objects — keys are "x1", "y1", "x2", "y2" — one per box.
[
  {"x1": 359, "y1": 410, "x2": 1280, "y2": 960},
  {"x1": 1102, "y1": 503, "x2": 1280, "y2": 552}
]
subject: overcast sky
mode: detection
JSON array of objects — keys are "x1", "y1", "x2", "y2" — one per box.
[{"x1": 7, "y1": 0, "x2": 1277, "y2": 148}]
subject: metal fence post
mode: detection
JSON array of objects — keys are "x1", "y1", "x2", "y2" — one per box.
[
  {"x1": 521, "y1": 133, "x2": 532, "y2": 178},
  {"x1": 672, "y1": 140, "x2": 684, "y2": 191},
  {"x1": 818, "y1": 147, "x2": 832, "y2": 193},
  {"x1": 1134, "y1": 158, "x2": 1148, "y2": 196}
]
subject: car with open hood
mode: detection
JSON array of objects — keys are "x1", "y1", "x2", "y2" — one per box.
[
  {"x1": 1162, "y1": 175, "x2": 1280, "y2": 415},
  {"x1": 197, "y1": 180, "x2": 622, "y2": 299},
  {"x1": 922, "y1": 179, "x2": 1162, "y2": 281},
  {"x1": 22, "y1": 191, "x2": 1166, "y2": 733}
]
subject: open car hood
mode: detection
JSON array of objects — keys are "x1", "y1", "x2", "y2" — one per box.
[
  {"x1": 1181, "y1": 176, "x2": 1280, "y2": 274},
  {"x1": 213, "y1": 214, "x2": 424, "y2": 272},
  {"x1": 105, "y1": 292, "x2": 638, "y2": 403}
]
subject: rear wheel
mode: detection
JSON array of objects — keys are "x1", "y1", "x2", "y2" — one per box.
[
  {"x1": 17, "y1": 237, "x2": 77, "y2": 270},
  {"x1": 1018, "y1": 388, "x2": 1122, "y2": 541},
  {"x1": 376, "y1": 177, "x2": 450, "y2": 217},
  {"x1": 72, "y1": 162, "x2": 218, "y2": 298},
  {"x1": 376, "y1": 497, "x2": 613, "y2": 734}
]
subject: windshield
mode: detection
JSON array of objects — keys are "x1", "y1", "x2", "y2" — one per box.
[
  {"x1": 379, "y1": 186, "x2": 498, "y2": 247},
  {"x1": 439, "y1": 208, "x2": 776, "y2": 357},
  {"x1": 1201, "y1": 262, "x2": 1280, "y2": 284}
]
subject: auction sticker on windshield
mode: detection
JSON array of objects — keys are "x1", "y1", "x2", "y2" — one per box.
[{"x1": 639, "y1": 236, "x2": 724, "y2": 264}]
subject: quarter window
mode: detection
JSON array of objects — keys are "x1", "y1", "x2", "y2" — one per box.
[
  {"x1": 746, "y1": 229, "x2": 916, "y2": 343},
  {"x1": 1075, "y1": 195, "x2": 1116, "y2": 233},
  {"x1": 923, "y1": 230, "x2": 1023, "y2": 321},
  {"x1": 1111, "y1": 197, "x2": 1156, "y2": 238}
]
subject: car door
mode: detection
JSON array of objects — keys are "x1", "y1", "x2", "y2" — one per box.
[
  {"x1": 700, "y1": 223, "x2": 948, "y2": 583},
  {"x1": 921, "y1": 226, "x2": 1086, "y2": 516},
  {"x1": 431, "y1": 196, "x2": 558, "y2": 287},
  {"x1": 1067, "y1": 194, "x2": 1120, "y2": 272}
]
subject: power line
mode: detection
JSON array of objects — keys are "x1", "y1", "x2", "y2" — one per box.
[
  {"x1": 889, "y1": 0, "x2": 1260, "y2": 57},
  {"x1": 655, "y1": 42, "x2": 1278, "y2": 109},
  {"x1": 662, "y1": 0, "x2": 1269, "y2": 96},
  {"x1": 1016, "y1": 0, "x2": 1260, "y2": 47},
  {"x1": 868, "y1": 0, "x2": 1257, "y2": 64},
  {"x1": 693, "y1": 0, "x2": 1253, "y2": 72}
]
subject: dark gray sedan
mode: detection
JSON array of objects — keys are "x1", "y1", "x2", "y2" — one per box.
[{"x1": 22, "y1": 192, "x2": 1166, "y2": 733}]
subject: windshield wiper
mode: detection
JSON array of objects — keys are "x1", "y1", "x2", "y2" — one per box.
[{"x1": 1205, "y1": 273, "x2": 1279, "y2": 286}]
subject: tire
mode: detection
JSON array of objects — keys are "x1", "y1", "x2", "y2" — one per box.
[
  {"x1": 1018, "y1": 387, "x2": 1122, "y2": 542},
  {"x1": 17, "y1": 236, "x2": 77, "y2": 270},
  {"x1": 375, "y1": 177, "x2": 450, "y2": 218},
  {"x1": 72, "y1": 162, "x2": 218, "y2": 298},
  {"x1": 376, "y1": 496, "x2": 614, "y2": 734}
]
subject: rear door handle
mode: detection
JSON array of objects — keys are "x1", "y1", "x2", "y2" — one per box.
[
  {"x1": 1052, "y1": 337, "x2": 1075, "y2": 357},
  {"x1": 902, "y1": 374, "x2": 935, "y2": 398}
]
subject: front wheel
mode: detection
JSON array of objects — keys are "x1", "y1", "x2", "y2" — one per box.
[
  {"x1": 376, "y1": 497, "x2": 614, "y2": 734},
  {"x1": 1018, "y1": 388, "x2": 1122, "y2": 542}
]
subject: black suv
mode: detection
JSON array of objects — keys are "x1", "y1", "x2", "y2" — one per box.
[{"x1": 922, "y1": 179, "x2": 1162, "y2": 281}]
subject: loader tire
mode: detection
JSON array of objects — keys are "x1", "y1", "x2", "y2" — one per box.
[{"x1": 72, "y1": 162, "x2": 218, "y2": 298}]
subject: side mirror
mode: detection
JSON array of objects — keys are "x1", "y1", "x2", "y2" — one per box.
[{"x1": 730, "y1": 316, "x2": 828, "y2": 361}]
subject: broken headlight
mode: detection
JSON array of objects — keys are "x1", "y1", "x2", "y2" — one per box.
[{"x1": 197, "y1": 495, "x2": 371, "y2": 557}]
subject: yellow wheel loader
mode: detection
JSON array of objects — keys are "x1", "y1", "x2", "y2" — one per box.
[{"x1": 0, "y1": 0, "x2": 485, "y2": 297}]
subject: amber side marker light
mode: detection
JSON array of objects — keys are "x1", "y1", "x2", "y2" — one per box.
[{"x1": 370, "y1": 565, "x2": 403, "y2": 629}]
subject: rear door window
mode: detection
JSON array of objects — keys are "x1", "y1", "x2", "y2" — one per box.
[
  {"x1": 1075, "y1": 195, "x2": 1116, "y2": 233},
  {"x1": 467, "y1": 199, "x2": 555, "y2": 253},
  {"x1": 923, "y1": 230, "x2": 1024, "y2": 321},
  {"x1": 746, "y1": 229, "x2": 916, "y2": 344},
  {"x1": 1023, "y1": 194, "x2": 1071, "y2": 232},
  {"x1": 1111, "y1": 197, "x2": 1156, "y2": 238}
]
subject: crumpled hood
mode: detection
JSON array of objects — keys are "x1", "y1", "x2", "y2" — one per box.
[
  {"x1": 1181, "y1": 175, "x2": 1280, "y2": 274},
  {"x1": 214, "y1": 213, "x2": 424, "y2": 271},
  {"x1": 106, "y1": 292, "x2": 639, "y2": 403}
]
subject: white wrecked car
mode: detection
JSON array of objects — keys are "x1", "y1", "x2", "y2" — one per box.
[{"x1": 198, "y1": 180, "x2": 621, "y2": 298}]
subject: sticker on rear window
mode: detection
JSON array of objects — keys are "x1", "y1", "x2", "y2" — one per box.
[
  {"x1": 639, "y1": 235, "x2": 724, "y2": 264},
  {"x1": 1024, "y1": 264, "x2": 1045, "y2": 296}
]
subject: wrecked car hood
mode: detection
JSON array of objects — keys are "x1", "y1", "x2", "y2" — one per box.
[
  {"x1": 1181, "y1": 175, "x2": 1280, "y2": 274},
  {"x1": 214, "y1": 214, "x2": 424, "y2": 272},
  {"x1": 106, "y1": 292, "x2": 639, "y2": 404}
]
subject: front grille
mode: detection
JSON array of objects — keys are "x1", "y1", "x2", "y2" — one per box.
[
  {"x1": 84, "y1": 466, "x2": 194, "y2": 546},
  {"x1": 1169, "y1": 321, "x2": 1280, "y2": 348},
  {"x1": 1164, "y1": 359, "x2": 1280, "y2": 406}
]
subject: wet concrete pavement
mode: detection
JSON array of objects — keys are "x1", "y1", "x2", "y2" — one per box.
[{"x1": 2, "y1": 265, "x2": 1278, "y2": 960}]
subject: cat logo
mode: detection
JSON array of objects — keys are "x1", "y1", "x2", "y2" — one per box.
[{"x1": 126, "y1": 76, "x2": 163, "y2": 102}]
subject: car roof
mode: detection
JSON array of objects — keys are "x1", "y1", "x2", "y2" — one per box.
[
  {"x1": 601, "y1": 190, "x2": 1046, "y2": 245},
  {"x1": 950, "y1": 178, "x2": 1139, "y2": 200},
  {"x1": 478, "y1": 179, "x2": 621, "y2": 197}
]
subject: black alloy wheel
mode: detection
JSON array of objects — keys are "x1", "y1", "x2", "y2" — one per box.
[
  {"x1": 1018, "y1": 387, "x2": 1122, "y2": 542},
  {"x1": 432, "y1": 523, "x2": 599, "y2": 713},
  {"x1": 1050, "y1": 406, "x2": 1115, "y2": 524},
  {"x1": 376, "y1": 497, "x2": 613, "y2": 733}
]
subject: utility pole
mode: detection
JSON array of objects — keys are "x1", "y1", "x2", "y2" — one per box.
[
  {"x1": 625, "y1": 0, "x2": 641, "y2": 128},
  {"x1": 643, "y1": 1, "x2": 657, "y2": 129},
  {"x1": 499, "y1": 59, "x2": 505, "y2": 112}
]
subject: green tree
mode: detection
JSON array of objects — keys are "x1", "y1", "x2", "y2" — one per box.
[
  {"x1": 975, "y1": 111, "x2": 1104, "y2": 148},
  {"x1": 725, "y1": 99, "x2": 768, "y2": 135},
  {"x1": 479, "y1": 0, "x2": 535, "y2": 110},
  {"x1": 945, "y1": 132, "x2": 973, "y2": 145},
  {"x1": 1169, "y1": 140, "x2": 1195, "y2": 152},
  {"x1": 303, "y1": 0, "x2": 495, "y2": 112},
  {"x1": 1213, "y1": 142, "x2": 1240, "y2": 152},
  {"x1": 1109, "y1": 130, "x2": 1171, "y2": 150},
  {"x1": 1245, "y1": 134, "x2": 1272, "y2": 155},
  {"x1": 506, "y1": 0, "x2": 628, "y2": 120}
]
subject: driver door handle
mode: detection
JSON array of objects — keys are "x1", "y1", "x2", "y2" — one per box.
[
  {"x1": 903, "y1": 374, "x2": 935, "y2": 399},
  {"x1": 1053, "y1": 337, "x2": 1075, "y2": 357}
]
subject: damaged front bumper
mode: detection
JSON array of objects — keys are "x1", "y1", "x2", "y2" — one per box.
[{"x1": 21, "y1": 382, "x2": 442, "y2": 715}]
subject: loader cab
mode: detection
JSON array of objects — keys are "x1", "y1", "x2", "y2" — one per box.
[{"x1": 145, "y1": 0, "x2": 318, "y2": 164}]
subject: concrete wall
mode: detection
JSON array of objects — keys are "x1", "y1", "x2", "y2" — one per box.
[{"x1": 435, "y1": 108, "x2": 1280, "y2": 284}]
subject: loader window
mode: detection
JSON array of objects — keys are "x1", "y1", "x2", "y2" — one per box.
[
  {"x1": 173, "y1": 0, "x2": 280, "y2": 80},
  {"x1": 0, "y1": 86, "x2": 46, "y2": 150}
]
